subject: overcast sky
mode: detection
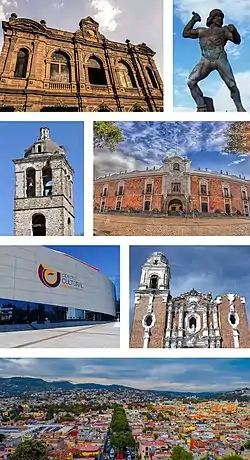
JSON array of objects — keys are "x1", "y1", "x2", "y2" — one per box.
[
  {"x1": 174, "y1": 0, "x2": 250, "y2": 111},
  {"x1": 0, "y1": 358, "x2": 250, "y2": 392},
  {"x1": 0, "y1": 0, "x2": 163, "y2": 75},
  {"x1": 130, "y1": 246, "x2": 250, "y2": 322},
  {"x1": 94, "y1": 122, "x2": 250, "y2": 179}
]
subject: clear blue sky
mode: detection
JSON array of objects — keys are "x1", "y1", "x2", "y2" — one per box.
[
  {"x1": 0, "y1": 122, "x2": 84, "y2": 236},
  {"x1": 174, "y1": 1, "x2": 250, "y2": 111},
  {"x1": 47, "y1": 245, "x2": 120, "y2": 299},
  {"x1": 95, "y1": 122, "x2": 250, "y2": 179},
  {"x1": 0, "y1": 358, "x2": 249, "y2": 392},
  {"x1": 130, "y1": 246, "x2": 250, "y2": 327}
]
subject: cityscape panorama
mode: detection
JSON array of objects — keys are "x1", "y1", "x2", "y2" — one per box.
[{"x1": 0, "y1": 358, "x2": 250, "y2": 460}]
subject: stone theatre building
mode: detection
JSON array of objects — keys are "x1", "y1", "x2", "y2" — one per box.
[
  {"x1": 0, "y1": 13, "x2": 163, "y2": 112},
  {"x1": 130, "y1": 252, "x2": 250, "y2": 348},
  {"x1": 94, "y1": 154, "x2": 250, "y2": 216},
  {"x1": 13, "y1": 127, "x2": 75, "y2": 236}
]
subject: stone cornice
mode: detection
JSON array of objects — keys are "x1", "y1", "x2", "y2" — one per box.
[
  {"x1": 13, "y1": 153, "x2": 74, "y2": 174},
  {"x1": 2, "y1": 17, "x2": 156, "y2": 56},
  {"x1": 94, "y1": 168, "x2": 250, "y2": 185}
]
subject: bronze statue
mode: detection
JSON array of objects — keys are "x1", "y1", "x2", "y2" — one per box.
[{"x1": 183, "y1": 9, "x2": 246, "y2": 112}]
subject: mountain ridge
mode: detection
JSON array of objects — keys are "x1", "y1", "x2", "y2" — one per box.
[{"x1": 0, "y1": 377, "x2": 249, "y2": 399}]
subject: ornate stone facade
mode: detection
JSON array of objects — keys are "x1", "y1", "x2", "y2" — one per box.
[
  {"x1": 13, "y1": 127, "x2": 75, "y2": 236},
  {"x1": 94, "y1": 154, "x2": 250, "y2": 215},
  {"x1": 130, "y1": 252, "x2": 250, "y2": 348},
  {"x1": 0, "y1": 13, "x2": 163, "y2": 112}
]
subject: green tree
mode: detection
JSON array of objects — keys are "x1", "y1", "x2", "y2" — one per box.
[
  {"x1": 45, "y1": 408, "x2": 54, "y2": 420},
  {"x1": 171, "y1": 446, "x2": 193, "y2": 460},
  {"x1": 245, "y1": 440, "x2": 250, "y2": 449},
  {"x1": 11, "y1": 439, "x2": 49, "y2": 460},
  {"x1": 93, "y1": 121, "x2": 124, "y2": 150},
  {"x1": 222, "y1": 456, "x2": 245, "y2": 460},
  {"x1": 147, "y1": 404, "x2": 154, "y2": 411},
  {"x1": 224, "y1": 122, "x2": 250, "y2": 155}
]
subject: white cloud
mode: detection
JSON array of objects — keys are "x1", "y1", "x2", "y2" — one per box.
[
  {"x1": 0, "y1": 5, "x2": 7, "y2": 20},
  {"x1": 94, "y1": 147, "x2": 145, "y2": 178},
  {"x1": 213, "y1": 70, "x2": 250, "y2": 111},
  {"x1": 228, "y1": 158, "x2": 246, "y2": 165},
  {"x1": 52, "y1": 1, "x2": 64, "y2": 8},
  {"x1": 174, "y1": 0, "x2": 250, "y2": 27},
  {"x1": 90, "y1": 0, "x2": 121, "y2": 31}
]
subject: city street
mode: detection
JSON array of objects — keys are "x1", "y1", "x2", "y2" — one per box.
[{"x1": 0, "y1": 322, "x2": 120, "y2": 348}]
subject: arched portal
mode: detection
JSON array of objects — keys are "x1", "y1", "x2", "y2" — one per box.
[
  {"x1": 32, "y1": 214, "x2": 46, "y2": 236},
  {"x1": 168, "y1": 199, "x2": 183, "y2": 214}
]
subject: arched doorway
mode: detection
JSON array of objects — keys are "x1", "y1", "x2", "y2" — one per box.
[
  {"x1": 32, "y1": 214, "x2": 46, "y2": 236},
  {"x1": 168, "y1": 199, "x2": 183, "y2": 214}
]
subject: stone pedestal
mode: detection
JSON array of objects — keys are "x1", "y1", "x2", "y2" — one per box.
[{"x1": 197, "y1": 97, "x2": 215, "y2": 112}]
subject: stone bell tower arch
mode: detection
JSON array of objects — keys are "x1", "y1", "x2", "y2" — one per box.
[
  {"x1": 13, "y1": 126, "x2": 75, "y2": 236},
  {"x1": 130, "y1": 252, "x2": 171, "y2": 348}
]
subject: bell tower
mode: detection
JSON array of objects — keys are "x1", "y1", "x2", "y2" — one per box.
[
  {"x1": 130, "y1": 252, "x2": 171, "y2": 348},
  {"x1": 13, "y1": 127, "x2": 75, "y2": 236},
  {"x1": 217, "y1": 294, "x2": 250, "y2": 348}
]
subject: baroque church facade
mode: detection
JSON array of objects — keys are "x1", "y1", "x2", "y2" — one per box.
[
  {"x1": 13, "y1": 127, "x2": 75, "y2": 236},
  {"x1": 0, "y1": 13, "x2": 163, "y2": 112},
  {"x1": 130, "y1": 252, "x2": 250, "y2": 348}
]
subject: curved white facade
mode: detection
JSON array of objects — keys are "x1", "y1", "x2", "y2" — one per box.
[{"x1": 0, "y1": 246, "x2": 117, "y2": 317}]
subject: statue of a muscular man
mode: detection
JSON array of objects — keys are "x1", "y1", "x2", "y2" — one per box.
[{"x1": 183, "y1": 9, "x2": 246, "y2": 112}]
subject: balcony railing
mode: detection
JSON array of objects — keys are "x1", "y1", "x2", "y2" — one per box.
[
  {"x1": 222, "y1": 193, "x2": 233, "y2": 198},
  {"x1": 199, "y1": 191, "x2": 211, "y2": 196},
  {"x1": 115, "y1": 190, "x2": 125, "y2": 196},
  {"x1": 142, "y1": 189, "x2": 153, "y2": 195},
  {"x1": 47, "y1": 82, "x2": 73, "y2": 91}
]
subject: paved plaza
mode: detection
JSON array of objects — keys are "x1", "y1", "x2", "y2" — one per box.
[
  {"x1": 94, "y1": 214, "x2": 250, "y2": 236},
  {"x1": 0, "y1": 323, "x2": 120, "y2": 348}
]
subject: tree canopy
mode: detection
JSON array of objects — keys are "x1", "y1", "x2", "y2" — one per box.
[
  {"x1": 171, "y1": 446, "x2": 193, "y2": 460},
  {"x1": 11, "y1": 438, "x2": 49, "y2": 460},
  {"x1": 93, "y1": 121, "x2": 124, "y2": 151},
  {"x1": 110, "y1": 405, "x2": 135, "y2": 452},
  {"x1": 224, "y1": 122, "x2": 250, "y2": 155}
]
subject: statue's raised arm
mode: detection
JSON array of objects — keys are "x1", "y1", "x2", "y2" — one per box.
[
  {"x1": 225, "y1": 24, "x2": 241, "y2": 44},
  {"x1": 182, "y1": 12, "x2": 203, "y2": 38}
]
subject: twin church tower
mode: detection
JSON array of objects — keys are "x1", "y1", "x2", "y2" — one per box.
[
  {"x1": 130, "y1": 252, "x2": 250, "y2": 348},
  {"x1": 13, "y1": 127, "x2": 75, "y2": 236}
]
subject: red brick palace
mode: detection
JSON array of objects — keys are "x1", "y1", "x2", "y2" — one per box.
[{"x1": 94, "y1": 154, "x2": 250, "y2": 215}]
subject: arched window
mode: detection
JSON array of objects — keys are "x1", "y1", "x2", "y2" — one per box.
[
  {"x1": 189, "y1": 317, "x2": 197, "y2": 330},
  {"x1": 149, "y1": 275, "x2": 158, "y2": 290},
  {"x1": 146, "y1": 67, "x2": 158, "y2": 88},
  {"x1": 42, "y1": 166, "x2": 52, "y2": 196},
  {"x1": 97, "y1": 103, "x2": 111, "y2": 112},
  {"x1": 88, "y1": 57, "x2": 107, "y2": 85},
  {"x1": 0, "y1": 106, "x2": 15, "y2": 111},
  {"x1": 50, "y1": 51, "x2": 71, "y2": 82},
  {"x1": 26, "y1": 168, "x2": 36, "y2": 197},
  {"x1": 132, "y1": 104, "x2": 143, "y2": 112},
  {"x1": 32, "y1": 214, "x2": 46, "y2": 236},
  {"x1": 118, "y1": 61, "x2": 137, "y2": 88},
  {"x1": 14, "y1": 48, "x2": 29, "y2": 78}
]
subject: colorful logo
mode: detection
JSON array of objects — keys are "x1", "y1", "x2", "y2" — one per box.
[{"x1": 38, "y1": 264, "x2": 61, "y2": 288}]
